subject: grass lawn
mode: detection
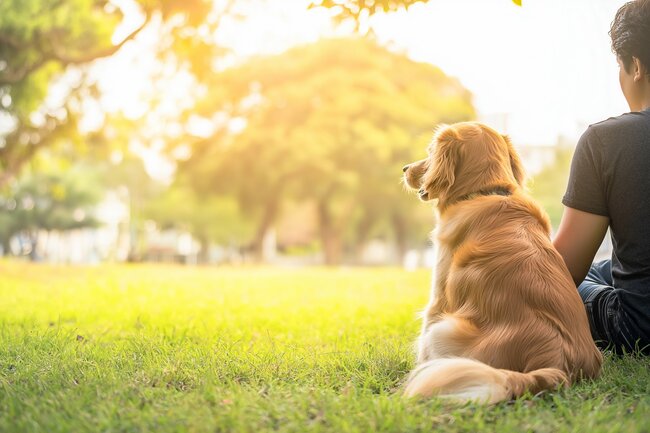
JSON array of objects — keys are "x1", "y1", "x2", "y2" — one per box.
[{"x1": 0, "y1": 261, "x2": 648, "y2": 433}]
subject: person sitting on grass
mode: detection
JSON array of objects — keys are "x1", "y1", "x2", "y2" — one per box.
[{"x1": 553, "y1": 0, "x2": 650, "y2": 354}]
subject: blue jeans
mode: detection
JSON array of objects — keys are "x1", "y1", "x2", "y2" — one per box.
[{"x1": 578, "y1": 260, "x2": 649, "y2": 354}]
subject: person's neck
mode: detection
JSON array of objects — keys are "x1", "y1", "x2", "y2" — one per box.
[
  {"x1": 636, "y1": 82, "x2": 650, "y2": 111},
  {"x1": 640, "y1": 99, "x2": 650, "y2": 112},
  {"x1": 631, "y1": 98, "x2": 650, "y2": 112}
]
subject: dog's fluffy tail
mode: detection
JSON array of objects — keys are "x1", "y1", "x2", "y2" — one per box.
[{"x1": 403, "y1": 357, "x2": 568, "y2": 404}]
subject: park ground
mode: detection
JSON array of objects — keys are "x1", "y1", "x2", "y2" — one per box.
[{"x1": 0, "y1": 261, "x2": 648, "y2": 433}]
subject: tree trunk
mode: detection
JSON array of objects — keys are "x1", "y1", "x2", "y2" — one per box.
[
  {"x1": 322, "y1": 232, "x2": 342, "y2": 266},
  {"x1": 28, "y1": 230, "x2": 40, "y2": 262},
  {"x1": 197, "y1": 235, "x2": 210, "y2": 264},
  {"x1": 392, "y1": 213, "x2": 408, "y2": 265},
  {"x1": 251, "y1": 199, "x2": 279, "y2": 263},
  {"x1": 353, "y1": 214, "x2": 375, "y2": 265},
  {"x1": 317, "y1": 200, "x2": 343, "y2": 266},
  {"x1": 0, "y1": 171, "x2": 14, "y2": 190},
  {"x1": 0, "y1": 237, "x2": 11, "y2": 256}
]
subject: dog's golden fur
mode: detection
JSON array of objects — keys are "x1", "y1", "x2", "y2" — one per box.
[{"x1": 402, "y1": 122, "x2": 602, "y2": 404}]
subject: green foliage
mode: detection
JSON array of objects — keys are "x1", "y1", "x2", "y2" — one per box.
[
  {"x1": 186, "y1": 37, "x2": 474, "y2": 262},
  {"x1": 0, "y1": 165, "x2": 103, "y2": 249},
  {"x1": 310, "y1": 0, "x2": 429, "y2": 20},
  {"x1": 312, "y1": 0, "x2": 522, "y2": 21},
  {"x1": 144, "y1": 185, "x2": 254, "y2": 247},
  {"x1": 0, "y1": 262, "x2": 648, "y2": 432},
  {"x1": 529, "y1": 147, "x2": 574, "y2": 228},
  {"x1": 0, "y1": 0, "x2": 212, "y2": 88},
  {"x1": 0, "y1": 0, "x2": 213, "y2": 185},
  {"x1": 0, "y1": 0, "x2": 115, "y2": 115}
]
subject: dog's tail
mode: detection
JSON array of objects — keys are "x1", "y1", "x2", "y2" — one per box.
[{"x1": 403, "y1": 357, "x2": 568, "y2": 404}]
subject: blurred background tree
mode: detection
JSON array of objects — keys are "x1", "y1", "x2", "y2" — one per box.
[
  {"x1": 311, "y1": 0, "x2": 521, "y2": 23},
  {"x1": 0, "y1": 0, "x2": 219, "y2": 187},
  {"x1": 183, "y1": 37, "x2": 474, "y2": 264},
  {"x1": 0, "y1": 164, "x2": 102, "y2": 258},
  {"x1": 143, "y1": 184, "x2": 253, "y2": 263},
  {"x1": 0, "y1": 0, "x2": 586, "y2": 265}
]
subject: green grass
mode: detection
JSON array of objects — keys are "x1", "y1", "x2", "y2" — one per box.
[{"x1": 0, "y1": 261, "x2": 648, "y2": 433}]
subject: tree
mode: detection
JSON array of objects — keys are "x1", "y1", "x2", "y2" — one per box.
[
  {"x1": 0, "y1": 165, "x2": 103, "y2": 258},
  {"x1": 143, "y1": 184, "x2": 254, "y2": 263},
  {"x1": 311, "y1": 0, "x2": 521, "y2": 22},
  {"x1": 0, "y1": 0, "x2": 219, "y2": 187},
  {"x1": 183, "y1": 37, "x2": 474, "y2": 264}
]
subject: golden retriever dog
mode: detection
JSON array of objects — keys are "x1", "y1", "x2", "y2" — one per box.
[{"x1": 402, "y1": 122, "x2": 602, "y2": 404}]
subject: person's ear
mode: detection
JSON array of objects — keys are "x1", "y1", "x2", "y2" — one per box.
[{"x1": 632, "y1": 57, "x2": 646, "y2": 82}]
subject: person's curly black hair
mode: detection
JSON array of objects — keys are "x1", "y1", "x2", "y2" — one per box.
[{"x1": 610, "y1": 0, "x2": 650, "y2": 74}]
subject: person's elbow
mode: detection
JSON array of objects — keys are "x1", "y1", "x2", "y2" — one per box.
[
  {"x1": 553, "y1": 206, "x2": 609, "y2": 287},
  {"x1": 553, "y1": 235, "x2": 590, "y2": 286}
]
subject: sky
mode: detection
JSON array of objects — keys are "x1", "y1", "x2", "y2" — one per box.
[
  {"x1": 213, "y1": 0, "x2": 629, "y2": 146},
  {"x1": 371, "y1": 0, "x2": 629, "y2": 145},
  {"x1": 91, "y1": 0, "x2": 631, "y2": 158}
]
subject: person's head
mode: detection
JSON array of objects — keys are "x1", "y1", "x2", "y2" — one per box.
[{"x1": 609, "y1": 0, "x2": 650, "y2": 111}]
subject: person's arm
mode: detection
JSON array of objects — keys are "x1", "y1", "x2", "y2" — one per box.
[{"x1": 553, "y1": 206, "x2": 609, "y2": 286}]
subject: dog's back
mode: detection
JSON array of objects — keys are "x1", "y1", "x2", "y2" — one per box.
[
  {"x1": 440, "y1": 192, "x2": 602, "y2": 379},
  {"x1": 402, "y1": 122, "x2": 602, "y2": 403}
]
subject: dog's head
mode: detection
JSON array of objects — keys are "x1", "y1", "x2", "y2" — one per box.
[{"x1": 403, "y1": 122, "x2": 525, "y2": 208}]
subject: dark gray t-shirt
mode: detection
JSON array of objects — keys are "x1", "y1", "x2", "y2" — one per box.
[{"x1": 563, "y1": 108, "x2": 650, "y2": 336}]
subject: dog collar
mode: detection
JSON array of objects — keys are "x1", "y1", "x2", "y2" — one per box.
[{"x1": 456, "y1": 186, "x2": 512, "y2": 204}]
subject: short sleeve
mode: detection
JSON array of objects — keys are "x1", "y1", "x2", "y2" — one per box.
[{"x1": 562, "y1": 127, "x2": 609, "y2": 217}]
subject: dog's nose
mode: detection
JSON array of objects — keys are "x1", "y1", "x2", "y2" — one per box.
[{"x1": 402, "y1": 164, "x2": 409, "y2": 173}]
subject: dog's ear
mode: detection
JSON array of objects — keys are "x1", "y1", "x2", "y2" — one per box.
[
  {"x1": 422, "y1": 125, "x2": 459, "y2": 199},
  {"x1": 502, "y1": 134, "x2": 525, "y2": 186}
]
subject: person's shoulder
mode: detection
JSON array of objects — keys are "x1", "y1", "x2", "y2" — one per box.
[
  {"x1": 581, "y1": 110, "x2": 650, "y2": 149},
  {"x1": 589, "y1": 110, "x2": 650, "y2": 137}
]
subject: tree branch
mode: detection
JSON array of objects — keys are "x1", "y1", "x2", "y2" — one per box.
[
  {"x1": 0, "y1": 136, "x2": 52, "y2": 188},
  {"x1": 0, "y1": 57, "x2": 51, "y2": 86},
  {"x1": 53, "y1": 12, "x2": 151, "y2": 65},
  {"x1": 0, "y1": 32, "x2": 26, "y2": 49},
  {"x1": 212, "y1": 0, "x2": 237, "y2": 31},
  {"x1": 0, "y1": 12, "x2": 151, "y2": 86}
]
